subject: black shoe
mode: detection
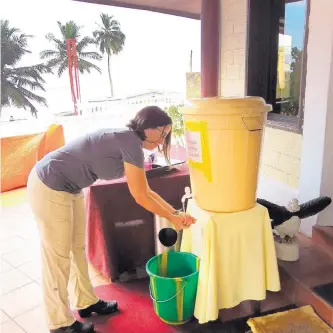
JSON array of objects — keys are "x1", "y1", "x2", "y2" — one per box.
[
  {"x1": 50, "y1": 320, "x2": 94, "y2": 333},
  {"x1": 78, "y1": 300, "x2": 118, "y2": 318}
]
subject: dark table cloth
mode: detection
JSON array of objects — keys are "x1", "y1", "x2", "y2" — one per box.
[{"x1": 85, "y1": 162, "x2": 191, "y2": 280}]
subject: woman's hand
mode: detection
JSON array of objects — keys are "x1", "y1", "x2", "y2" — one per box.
[
  {"x1": 170, "y1": 214, "x2": 188, "y2": 231},
  {"x1": 123, "y1": 162, "x2": 197, "y2": 230},
  {"x1": 179, "y1": 212, "x2": 197, "y2": 227},
  {"x1": 170, "y1": 213, "x2": 196, "y2": 231}
]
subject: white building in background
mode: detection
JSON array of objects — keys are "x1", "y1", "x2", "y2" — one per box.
[{"x1": 83, "y1": 90, "x2": 185, "y2": 115}]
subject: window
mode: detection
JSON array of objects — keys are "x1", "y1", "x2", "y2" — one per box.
[
  {"x1": 275, "y1": 0, "x2": 307, "y2": 117},
  {"x1": 247, "y1": 0, "x2": 309, "y2": 131}
]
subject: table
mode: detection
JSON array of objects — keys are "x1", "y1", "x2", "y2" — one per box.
[
  {"x1": 181, "y1": 199, "x2": 281, "y2": 324},
  {"x1": 85, "y1": 163, "x2": 191, "y2": 281}
]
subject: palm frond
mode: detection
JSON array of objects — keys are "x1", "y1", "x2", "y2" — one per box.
[
  {"x1": 45, "y1": 33, "x2": 60, "y2": 44},
  {"x1": 16, "y1": 86, "x2": 47, "y2": 105},
  {"x1": 8, "y1": 64, "x2": 52, "y2": 82},
  {"x1": 45, "y1": 32, "x2": 56, "y2": 41},
  {"x1": 40, "y1": 49, "x2": 59, "y2": 59},
  {"x1": 98, "y1": 39, "x2": 106, "y2": 54},
  {"x1": 79, "y1": 51, "x2": 102, "y2": 61},
  {"x1": 78, "y1": 59, "x2": 101, "y2": 74},
  {"x1": 101, "y1": 13, "x2": 115, "y2": 29},
  {"x1": 1, "y1": 20, "x2": 49, "y2": 115},
  {"x1": 10, "y1": 76, "x2": 45, "y2": 91},
  {"x1": 41, "y1": 21, "x2": 102, "y2": 78},
  {"x1": 25, "y1": 63, "x2": 52, "y2": 75},
  {"x1": 57, "y1": 61, "x2": 68, "y2": 77},
  {"x1": 45, "y1": 55, "x2": 62, "y2": 66},
  {"x1": 110, "y1": 20, "x2": 121, "y2": 29},
  {"x1": 2, "y1": 80, "x2": 46, "y2": 115},
  {"x1": 57, "y1": 21, "x2": 65, "y2": 37},
  {"x1": 59, "y1": 20, "x2": 82, "y2": 40},
  {"x1": 76, "y1": 36, "x2": 97, "y2": 51},
  {"x1": 1, "y1": 82, "x2": 25, "y2": 107},
  {"x1": 1, "y1": 20, "x2": 33, "y2": 67},
  {"x1": 45, "y1": 33, "x2": 65, "y2": 50},
  {"x1": 92, "y1": 30, "x2": 100, "y2": 39},
  {"x1": 93, "y1": 13, "x2": 125, "y2": 56},
  {"x1": 109, "y1": 37, "x2": 125, "y2": 54},
  {"x1": 15, "y1": 91, "x2": 39, "y2": 116}
]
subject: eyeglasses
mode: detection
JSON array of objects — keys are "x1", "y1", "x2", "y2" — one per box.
[
  {"x1": 156, "y1": 126, "x2": 168, "y2": 141},
  {"x1": 145, "y1": 126, "x2": 169, "y2": 144}
]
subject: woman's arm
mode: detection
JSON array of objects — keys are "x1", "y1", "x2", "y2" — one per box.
[
  {"x1": 149, "y1": 190, "x2": 196, "y2": 226},
  {"x1": 124, "y1": 162, "x2": 186, "y2": 230},
  {"x1": 148, "y1": 190, "x2": 176, "y2": 214}
]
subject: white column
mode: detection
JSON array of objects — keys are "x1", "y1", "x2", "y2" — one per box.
[
  {"x1": 298, "y1": 0, "x2": 333, "y2": 235},
  {"x1": 219, "y1": 0, "x2": 248, "y2": 97}
]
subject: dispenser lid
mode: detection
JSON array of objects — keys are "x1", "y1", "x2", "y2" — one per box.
[{"x1": 181, "y1": 96, "x2": 272, "y2": 115}]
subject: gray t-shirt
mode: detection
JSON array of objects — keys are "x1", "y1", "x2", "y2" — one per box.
[{"x1": 35, "y1": 128, "x2": 144, "y2": 194}]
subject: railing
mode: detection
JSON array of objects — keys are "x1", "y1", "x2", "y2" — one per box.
[
  {"x1": 0, "y1": 108, "x2": 137, "y2": 142},
  {"x1": 0, "y1": 103, "x2": 186, "y2": 144}
]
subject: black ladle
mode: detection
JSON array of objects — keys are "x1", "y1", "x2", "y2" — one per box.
[{"x1": 158, "y1": 227, "x2": 178, "y2": 247}]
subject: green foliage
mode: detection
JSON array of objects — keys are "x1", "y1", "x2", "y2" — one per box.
[
  {"x1": 280, "y1": 99, "x2": 299, "y2": 117},
  {"x1": 40, "y1": 21, "x2": 102, "y2": 77},
  {"x1": 93, "y1": 13, "x2": 126, "y2": 97},
  {"x1": 186, "y1": 72, "x2": 201, "y2": 100},
  {"x1": 93, "y1": 13, "x2": 126, "y2": 56},
  {"x1": 1, "y1": 20, "x2": 52, "y2": 118},
  {"x1": 290, "y1": 47, "x2": 302, "y2": 105},
  {"x1": 165, "y1": 105, "x2": 185, "y2": 144},
  {"x1": 280, "y1": 47, "x2": 302, "y2": 117}
]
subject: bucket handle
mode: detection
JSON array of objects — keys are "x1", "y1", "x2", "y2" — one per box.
[
  {"x1": 242, "y1": 116, "x2": 263, "y2": 132},
  {"x1": 149, "y1": 280, "x2": 188, "y2": 303}
]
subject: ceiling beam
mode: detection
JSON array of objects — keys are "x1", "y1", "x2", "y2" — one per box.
[{"x1": 73, "y1": 0, "x2": 201, "y2": 20}]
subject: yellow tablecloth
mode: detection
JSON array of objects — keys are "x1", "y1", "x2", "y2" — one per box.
[{"x1": 181, "y1": 199, "x2": 281, "y2": 324}]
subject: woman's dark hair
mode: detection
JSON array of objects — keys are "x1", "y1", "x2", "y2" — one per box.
[{"x1": 127, "y1": 106, "x2": 173, "y2": 163}]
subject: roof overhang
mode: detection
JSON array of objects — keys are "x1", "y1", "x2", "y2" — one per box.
[{"x1": 73, "y1": 0, "x2": 201, "y2": 20}]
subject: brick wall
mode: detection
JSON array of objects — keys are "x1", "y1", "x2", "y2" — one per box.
[
  {"x1": 218, "y1": 0, "x2": 303, "y2": 188},
  {"x1": 219, "y1": 0, "x2": 248, "y2": 97},
  {"x1": 261, "y1": 128, "x2": 303, "y2": 188}
]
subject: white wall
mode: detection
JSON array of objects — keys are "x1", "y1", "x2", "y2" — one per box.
[
  {"x1": 216, "y1": 0, "x2": 333, "y2": 236},
  {"x1": 298, "y1": 0, "x2": 333, "y2": 235},
  {"x1": 219, "y1": 0, "x2": 248, "y2": 97},
  {"x1": 217, "y1": 0, "x2": 299, "y2": 202},
  {"x1": 319, "y1": 41, "x2": 333, "y2": 227}
]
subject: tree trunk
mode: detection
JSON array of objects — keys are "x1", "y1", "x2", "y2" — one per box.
[{"x1": 108, "y1": 53, "x2": 114, "y2": 98}]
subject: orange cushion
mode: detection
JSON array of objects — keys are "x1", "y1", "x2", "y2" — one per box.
[{"x1": 1, "y1": 124, "x2": 65, "y2": 193}]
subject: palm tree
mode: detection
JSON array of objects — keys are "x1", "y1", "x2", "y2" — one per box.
[
  {"x1": 93, "y1": 13, "x2": 125, "y2": 98},
  {"x1": 40, "y1": 21, "x2": 102, "y2": 78},
  {"x1": 1, "y1": 20, "x2": 51, "y2": 118}
]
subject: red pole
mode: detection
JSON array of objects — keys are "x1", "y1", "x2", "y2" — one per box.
[
  {"x1": 201, "y1": 0, "x2": 220, "y2": 98},
  {"x1": 67, "y1": 39, "x2": 81, "y2": 115}
]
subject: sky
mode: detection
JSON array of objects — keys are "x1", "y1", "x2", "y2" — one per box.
[
  {"x1": 2, "y1": 0, "x2": 306, "y2": 116},
  {"x1": 285, "y1": 0, "x2": 307, "y2": 49},
  {"x1": 2, "y1": 0, "x2": 201, "y2": 114}
]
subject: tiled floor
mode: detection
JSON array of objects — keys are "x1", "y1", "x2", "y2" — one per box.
[
  {"x1": 0, "y1": 183, "x2": 300, "y2": 333},
  {"x1": 3, "y1": 186, "x2": 332, "y2": 332},
  {"x1": 0, "y1": 189, "x2": 256, "y2": 333},
  {"x1": 0, "y1": 189, "x2": 111, "y2": 333}
]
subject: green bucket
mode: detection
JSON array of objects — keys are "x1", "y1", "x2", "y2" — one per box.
[{"x1": 146, "y1": 251, "x2": 200, "y2": 325}]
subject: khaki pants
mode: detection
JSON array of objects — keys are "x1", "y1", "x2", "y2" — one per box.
[{"x1": 27, "y1": 169, "x2": 99, "y2": 329}]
